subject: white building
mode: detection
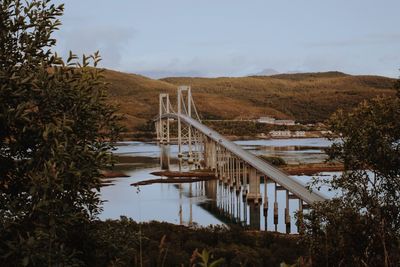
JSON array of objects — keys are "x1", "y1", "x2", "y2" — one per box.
[
  {"x1": 293, "y1": 131, "x2": 306, "y2": 137},
  {"x1": 274, "y1": 119, "x2": 295, "y2": 126},
  {"x1": 257, "y1": 116, "x2": 275, "y2": 124},
  {"x1": 269, "y1": 130, "x2": 291, "y2": 138}
]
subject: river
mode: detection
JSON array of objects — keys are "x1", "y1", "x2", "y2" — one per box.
[{"x1": 100, "y1": 138, "x2": 338, "y2": 233}]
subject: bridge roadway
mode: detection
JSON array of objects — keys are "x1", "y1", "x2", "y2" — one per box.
[{"x1": 161, "y1": 113, "x2": 326, "y2": 204}]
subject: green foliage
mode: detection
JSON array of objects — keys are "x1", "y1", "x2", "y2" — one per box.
[
  {"x1": 303, "y1": 95, "x2": 400, "y2": 266},
  {"x1": 192, "y1": 249, "x2": 224, "y2": 267},
  {"x1": 279, "y1": 257, "x2": 309, "y2": 267},
  {"x1": 0, "y1": 0, "x2": 120, "y2": 265},
  {"x1": 85, "y1": 219, "x2": 304, "y2": 267}
]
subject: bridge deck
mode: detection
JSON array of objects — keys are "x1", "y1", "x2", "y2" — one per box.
[{"x1": 162, "y1": 113, "x2": 326, "y2": 204}]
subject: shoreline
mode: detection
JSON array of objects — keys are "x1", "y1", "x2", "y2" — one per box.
[
  {"x1": 282, "y1": 163, "x2": 343, "y2": 176},
  {"x1": 102, "y1": 162, "x2": 344, "y2": 181}
]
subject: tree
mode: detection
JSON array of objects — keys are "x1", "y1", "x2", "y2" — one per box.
[
  {"x1": 0, "y1": 0, "x2": 120, "y2": 265},
  {"x1": 302, "y1": 93, "x2": 400, "y2": 266}
]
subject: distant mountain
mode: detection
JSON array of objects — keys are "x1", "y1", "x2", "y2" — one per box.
[
  {"x1": 138, "y1": 70, "x2": 204, "y2": 79},
  {"x1": 285, "y1": 70, "x2": 304, "y2": 74},
  {"x1": 102, "y1": 69, "x2": 397, "y2": 131},
  {"x1": 250, "y1": 68, "x2": 280, "y2": 76}
]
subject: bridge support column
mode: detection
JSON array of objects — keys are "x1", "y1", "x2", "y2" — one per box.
[
  {"x1": 236, "y1": 160, "x2": 241, "y2": 194},
  {"x1": 222, "y1": 150, "x2": 228, "y2": 184},
  {"x1": 177, "y1": 89, "x2": 183, "y2": 158},
  {"x1": 210, "y1": 141, "x2": 217, "y2": 170},
  {"x1": 229, "y1": 156, "x2": 234, "y2": 188},
  {"x1": 220, "y1": 150, "x2": 225, "y2": 181},
  {"x1": 159, "y1": 119, "x2": 170, "y2": 144},
  {"x1": 232, "y1": 157, "x2": 237, "y2": 188},
  {"x1": 187, "y1": 88, "x2": 192, "y2": 163},
  {"x1": 243, "y1": 193, "x2": 248, "y2": 225},
  {"x1": 247, "y1": 168, "x2": 262, "y2": 204},
  {"x1": 160, "y1": 144, "x2": 170, "y2": 170},
  {"x1": 274, "y1": 182, "x2": 278, "y2": 232},
  {"x1": 204, "y1": 138, "x2": 209, "y2": 168},
  {"x1": 263, "y1": 176, "x2": 269, "y2": 217},
  {"x1": 249, "y1": 201, "x2": 261, "y2": 230},
  {"x1": 159, "y1": 94, "x2": 170, "y2": 144},
  {"x1": 242, "y1": 163, "x2": 248, "y2": 201},
  {"x1": 204, "y1": 138, "x2": 217, "y2": 170},
  {"x1": 236, "y1": 193, "x2": 241, "y2": 223},
  {"x1": 205, "y1": 180, "x2": 217, "y2": 201},
  {"x1": 204, "y1": 139, "x2": 207, "y2": 167},
  {"x1": 285, "y1": 190, "x2": 291, "y2": 234}
]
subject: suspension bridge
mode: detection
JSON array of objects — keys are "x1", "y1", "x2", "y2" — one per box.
[{"x1": 155, "y1": 86, "x2": 326, "y2": 233}]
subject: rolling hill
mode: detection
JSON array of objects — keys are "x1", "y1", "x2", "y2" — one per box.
[{"x1": 103, "y1": 70, "x2": 397, "y2": 132}]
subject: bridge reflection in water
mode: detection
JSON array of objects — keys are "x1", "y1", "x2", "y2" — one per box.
[
  {"x1": 161, "y1": 148, "x2": 299, "y2": 232},
  {"x1": 156, "y1": 87, "x2": 326, "y2": 233}
]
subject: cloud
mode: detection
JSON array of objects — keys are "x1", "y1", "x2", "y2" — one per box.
[
  {"x1": 128, "y1": 53, "x2": 254, "y2": 78},
  {"x1": 138, "y1": 70, "x2": 204, "y2": 79},
  {"x1": 55, "y1": 25, "x2": 135, "y2": 69}
]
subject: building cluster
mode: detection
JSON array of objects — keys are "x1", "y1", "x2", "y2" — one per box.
[
  {"x1": 269, "y1": 130, "x2": 306, "y2": 138},
  {"x1": 257, "y1": 116, "x2": 295, "y2": 126}
]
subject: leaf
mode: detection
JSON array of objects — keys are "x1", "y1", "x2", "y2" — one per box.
[
  {"x1": 201, "y1": 249, "x2": 209, "y2": 264},
  {"x1": 209, "y1": 258, "x2": 225, "y2": 267},
  {"x1": 22, "y1": 257, "x2": 29, "y2": 266}
]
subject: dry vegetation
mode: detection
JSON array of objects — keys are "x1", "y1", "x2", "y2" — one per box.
[{"x1": 103, "y1": 70, "x2": 396, "y2": 132}]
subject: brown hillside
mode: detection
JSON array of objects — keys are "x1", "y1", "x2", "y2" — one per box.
[
  {"x1": 102, "y1": 69, "x2": 396, "y2": 131},
  {"x1": 266, "y1": 71, "x2": 350, "y2": 80},
  {"x1": 103, "y1": 70, "x2": 176, "y2": 129}
]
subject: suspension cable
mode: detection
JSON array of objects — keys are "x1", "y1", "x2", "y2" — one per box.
[{"x1": 190, "y1": 94, "x2": 202, "y2": 122}]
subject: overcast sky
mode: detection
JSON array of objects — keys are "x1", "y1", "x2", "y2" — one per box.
[{"x1": 53, "y1": 0, "x2": 400, "y2": 78}]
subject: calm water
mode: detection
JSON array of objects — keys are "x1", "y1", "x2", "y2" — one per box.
[{"x1": 100, "y1": 138, "x2": 336, "y2": 232}]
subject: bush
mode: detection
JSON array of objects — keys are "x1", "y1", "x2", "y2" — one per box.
[
  {"x1": 303, "y1": 95, "x2": 400, "y2": 266},
  {"x1": 86, "y1": 219, "x2": 305, "y2": 267}
]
